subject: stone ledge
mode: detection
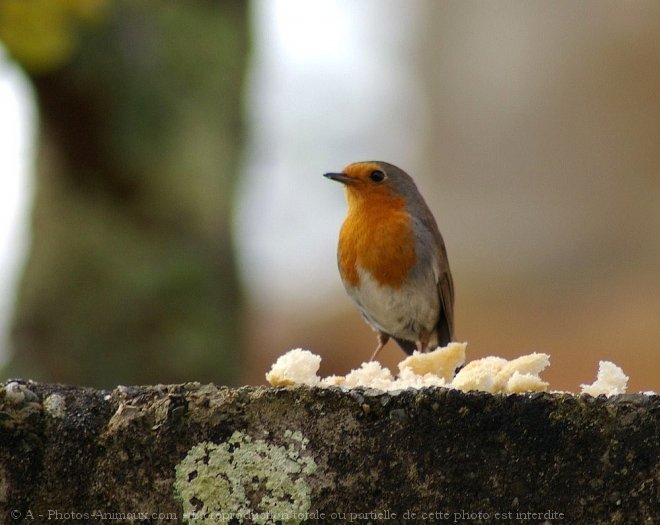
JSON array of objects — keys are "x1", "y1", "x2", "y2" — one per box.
[{"x1": 0, "y1": 381, "x2": 657, "y2": 524}]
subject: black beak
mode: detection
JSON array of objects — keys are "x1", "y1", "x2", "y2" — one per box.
[{"x1": 323, "y1": 172, "x2": 354, "y2": 184}]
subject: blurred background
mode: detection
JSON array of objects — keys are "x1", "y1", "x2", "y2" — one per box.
[{"x1": 0, "y1": 0, "x2": 658, "y2": 392}]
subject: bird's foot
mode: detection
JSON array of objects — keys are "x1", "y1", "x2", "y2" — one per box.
[{"x1": 370, "y1": 334, "x2": 390, "y2": 361}]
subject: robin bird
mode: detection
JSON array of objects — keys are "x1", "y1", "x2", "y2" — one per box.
[{"x1": 324, "y1": 161, "x2": 454, "y2": 361}]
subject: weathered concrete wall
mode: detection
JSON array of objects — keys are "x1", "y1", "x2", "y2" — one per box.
[{"x1": 0, "y1": 380, "x2": 657, "y2": 524}]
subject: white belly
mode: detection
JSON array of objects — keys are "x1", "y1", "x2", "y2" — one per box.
[{"x1": 344, "y1": 265, "x2": 439, "y2": 342}]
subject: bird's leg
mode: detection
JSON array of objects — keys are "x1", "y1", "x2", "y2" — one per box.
[
  {"x1": 370, "y1": 333, "x2": 390, "y2": 361},
  {"x1": 416, "y1": 333, "x2": 431, "y2": 353}
]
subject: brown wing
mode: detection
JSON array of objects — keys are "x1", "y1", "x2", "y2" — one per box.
[
  {"x1": 436, "y1": 265, "x2": 454, "y2": 345},
  {"x1": 417, "y1": 194, "x2": 455, "y2": 345}
]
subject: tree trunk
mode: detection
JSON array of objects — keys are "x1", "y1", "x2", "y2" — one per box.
[{"x1": 4, "y1": 1, "x2": 248, "y2": 387}]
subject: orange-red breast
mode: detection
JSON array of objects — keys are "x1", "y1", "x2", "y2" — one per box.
[{"x1": 324, "y1": 161, "x2": 454, "y2": 360}]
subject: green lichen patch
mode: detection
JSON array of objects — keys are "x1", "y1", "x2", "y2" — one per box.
[
  {"x1": 174, "y1": 430, "x2": 317, "y2": 525},
  {"x1": 43, "y1": 394, "x2": 66, "y2": 419}
]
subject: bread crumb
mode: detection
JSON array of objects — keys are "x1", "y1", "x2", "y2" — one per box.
[
  {"x1": 265, "y1": 348, "x2": 321, "y2": 387},
  {"x1": 452, "y1": 356, "x2": 506, "y2": 393},
  {"x1": 343, "y1": 361, "x2": 395, "y2": 390},
  {"x1": 580, "y1": 360, "x2": 628, "y2": 396},
  {"x1": 506, "y1": 371, "x2": 549, "y2": 393},
  {"x1": 395, "y1": 367, "x2": 447, "y2": 389},
  {"x1": 265, "y1": 346, "x2": 632, "y2": 396},
  {"x1": 321, "y1": 375, "x2": 346, "y2": 387},
  {"x1": 450, "y1": 353, "x2": 549, "y2": 394},
  {"x1": 495, "y1": 353, "x2": 550, "y2": 393},
  {"x1": 398, "y1": 342, "x2": 466, "y2": 383}
]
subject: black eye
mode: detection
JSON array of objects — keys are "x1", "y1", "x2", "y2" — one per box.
[{"x1": 369, "y1": 170, "x2": 385, "y2": 183}]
